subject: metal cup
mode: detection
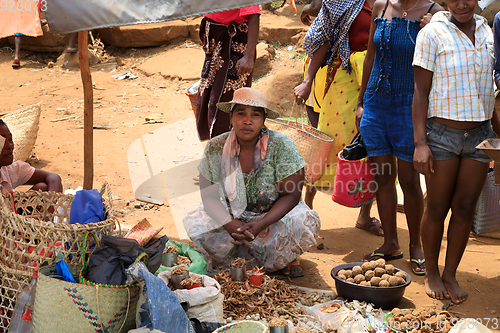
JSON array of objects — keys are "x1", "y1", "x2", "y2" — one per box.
[
  {"x1": 270, "y1": 326, "x2": 289, "y2": 333},
  {"x1": 230, "y1": 267, "x2": 246, "y2": 282},
  {"x1": 162, "y1": 252, "x2": 178, "y2": 267},
  {"x1": 171, "y1": 273, "x2": 190, "y2": 289}
]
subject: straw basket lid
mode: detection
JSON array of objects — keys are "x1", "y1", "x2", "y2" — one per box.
[
  {"x1": 0, "y1": 103, "x2": 41, "y2": 162},
  {"x1": 216, "y1": 88, "x2": 280, "y2": 119},
  {"x1": 213, "y1": 320, "x2": 267, "y2": 333}
]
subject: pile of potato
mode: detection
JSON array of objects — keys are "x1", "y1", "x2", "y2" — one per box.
[
  {"x1": 336, "y1": 259, "x2": 407, "y2": 287},
  {"x1": 386, "y1": 308, "x2": 456, "y2": 333}
]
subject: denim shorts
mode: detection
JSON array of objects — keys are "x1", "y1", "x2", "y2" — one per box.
[
  {"x1": 360, "y1": 92, "x2": 415, "y2": 162},
  {"x1": 426, "y1": 118, "x2": 497, "y2": 163}
]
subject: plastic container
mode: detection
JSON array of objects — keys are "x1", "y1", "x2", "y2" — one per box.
[
  {"x1": 10, "y1": 272, "x2": 38, "y2": 333},
  {"x1": 331, "y1": 262, "x2": 411, "y2": 309},
  {"x1": 248, "y1": 270, "x2": 263, "y2": 286},
  {"x1": 230, "y1": 267, "x2": 246, "y2": 282}
]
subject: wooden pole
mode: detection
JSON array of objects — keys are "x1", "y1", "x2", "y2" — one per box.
[{"x1": 78, "y1": 31, "x2": 94, "y2": 190}]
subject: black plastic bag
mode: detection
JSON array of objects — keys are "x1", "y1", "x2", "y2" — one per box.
[
  {"x1": 85, "y1": 234, "x2": 168, "y2": 285},
  {"x1": 190, "y1": 318, "x2": 224, "y2": 333},
  {"x1": 341, "y1": 133, "x2": 368, "y2": 161}
]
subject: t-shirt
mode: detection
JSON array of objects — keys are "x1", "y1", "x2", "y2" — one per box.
[
  {"x1": 204, "y1": 6, "x2": 261, "y2": 26},
  {"x1": 0, "y1": 160, "x2": 35, "y2": 194}
]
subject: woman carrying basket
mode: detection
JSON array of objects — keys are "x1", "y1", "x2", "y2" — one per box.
[
  {"x1": 183, "y1": 88, "x2": 321, "y2": 278},
  {"x1": 294, "y1": 0, "x2": 383, "y2": 237}
]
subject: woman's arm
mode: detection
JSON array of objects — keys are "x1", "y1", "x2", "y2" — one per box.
[
  {"x1": 355, "y1": 0, "x2": 382, "y2": 129},
  {"x1": 412, "y1": 66, "x2": 434, "y2": 177},
  {"x1": 294, "y1": 43, "x2": 329, "y2": 104},
  {"x1": 236, "y1": 14, "x2": 260, "y2": 76},
  {"x1": 234, "y1": 169, "x2": 304, "y2": 242},
  {"x1": 26, "y1": 169, "x2": 63, "y2": 192},
  {"x1": 301, "y1": 0, "x2": 322, "y2": 26}
]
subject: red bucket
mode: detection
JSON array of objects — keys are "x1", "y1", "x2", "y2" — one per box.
[{"x1": 332, "y1": 152, "x2": 376, "y2": 207}]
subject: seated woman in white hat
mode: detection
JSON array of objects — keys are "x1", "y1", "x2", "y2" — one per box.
[{"x1": 183, "y1": 87, "x2": 321, "y2": 278}]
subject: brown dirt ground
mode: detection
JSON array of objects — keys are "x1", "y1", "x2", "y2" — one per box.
[{"x1": 1, "y1": 7, "x2": 500, "y2": 330}]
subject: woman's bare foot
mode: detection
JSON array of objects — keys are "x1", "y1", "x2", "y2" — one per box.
[
  {"x1": 425, "y1": 273, "x2": 449, "y2": 300},
  {"x1": 442, "y1": 274, "x2": 467, "y2": 304}
]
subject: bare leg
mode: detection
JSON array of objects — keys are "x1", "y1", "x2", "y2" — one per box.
[
  {"x1": 422, "y1": 158, "x2": 459, "y2": 300},
  {"x1": 443, "y1": 158, "x2": 489, "y2": 304},
  {"x1": 67, "y1": 32, "x2": 78, "y2": 51},
  {"x1": 13, "y1": 36, "x2": 22, "y2": 67},
  {"x1": 397, "y1": 159, "x2": 425, "y2": 273},
  {"x1": 355, "y1": 202, "x2": 383, "y2": 236},
  {"x1": 362, "y1": 155, "x2": 402, "y2": 260},
  {"x1": 304, "y1": 185, "x2": 317, "y2": 209}
]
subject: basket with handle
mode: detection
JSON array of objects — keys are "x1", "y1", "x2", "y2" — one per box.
[
  {"x1": 265, "y1": 103, "x2": 333, "y2": 184},
  {"x1": 32, "y1": 252, "x2": 140, "y2": 333},
  {"x1": 0, "y1": 183, "x2": 118, "y2": 331}
]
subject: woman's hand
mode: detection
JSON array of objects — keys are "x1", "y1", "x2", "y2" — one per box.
[
  {"x1": 236, "y1": 55, "x2": 254, "y2": 76},
  {"x1": 355, "y1": 105, "x2": 364, "y2": 130},
  {"x1": 294, "y1": 81, "x2": 312, "y2": 105},
  {"x1": 419, "y1": 13, "x2": 433, "y2": 28},
  {"x1": 301, "y1": 12, "x2": 313, "y2": 26},
  {"x1": 231, "y1": 220, "x2": 267, "y2": 249},
  {"x1": 413, "y1": 144, "x2": 434, "y2": 178},
  {"x1": 224, "y1": 219, "x2": 255, "y2": 249}
]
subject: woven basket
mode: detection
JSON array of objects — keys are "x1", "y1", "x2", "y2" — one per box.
[
  {"x1": 265, "y1": 118, "x2": 333, "y2": 184},
  {"x1": 0, "y1": 184, "x2": 118, "y2": 331},
  {"x1": 213, "y1": 320, "x2": 268, "y2": 333},
  {"x1": 472, "y1": 169, "x2": 500, "y2": 238},
  {"x1": 33, "y1": 264, "x2": 139, "y2": 333},
  {"x1": 0, "y1": 103, "x2": 41, "y2": 162}
]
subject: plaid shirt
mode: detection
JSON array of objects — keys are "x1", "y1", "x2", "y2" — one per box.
[
  {"x1": 413, "y1": 12, "x2": 495, "y2": 121},
  {"x1": 304, "y1": 0, "x2": 365, "y2": 71}
]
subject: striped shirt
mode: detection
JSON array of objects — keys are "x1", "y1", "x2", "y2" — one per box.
[{"x1": 413, "y1": 12, "x2": 495, "y2": 121}]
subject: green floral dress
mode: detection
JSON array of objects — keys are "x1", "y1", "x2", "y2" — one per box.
[{"x1": 182, "y1": 130, "x2": 321, "y2": 272}]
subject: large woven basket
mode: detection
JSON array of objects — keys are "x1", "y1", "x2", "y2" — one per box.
[
  {"x1": 213, "y1": 320, "x2": 267, "y2": 333},
  {"x1": 33, "y1": 264, "x2": 139, "y2": 333},
  {"x1": 0, "y1": 184, "x2": 118, "y2": 331},
  {"x1": 266, "y1": 118, "x2": 333, "y2": 184},
  {"x1": 472, "y1": 169, "x2": 500, "y2": 238},
  {"x1": 0, "y1": 103, "x2": 41, "y2": 162}
]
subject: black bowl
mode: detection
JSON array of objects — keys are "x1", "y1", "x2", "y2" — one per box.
[{"x1": 331, "y1": 262, "x2": 411, "y2": 309}]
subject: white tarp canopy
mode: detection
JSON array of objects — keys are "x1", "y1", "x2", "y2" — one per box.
[{"x1": 45, "y1": 0, "x2": 271, "y2": 34}]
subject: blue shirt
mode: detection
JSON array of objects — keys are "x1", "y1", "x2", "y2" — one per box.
[{"x1": 494, "y1": 12, "x2": 500, "y2": 85}]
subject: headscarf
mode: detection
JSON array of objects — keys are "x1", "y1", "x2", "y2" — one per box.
[
  {"x1": 304, "y1": 0, "x2": 365, "y2": 72},
  {"x1": 221, "y1": 126, "x2": 269, "y2": 218}
]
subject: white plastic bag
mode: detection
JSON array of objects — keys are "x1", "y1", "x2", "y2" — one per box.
[
  {"x1": 158, "y1": 271, "x2": 224, "y2": 323},
  {"x1": 305, "y1": 300, "x2": 354, "y2": 331}
]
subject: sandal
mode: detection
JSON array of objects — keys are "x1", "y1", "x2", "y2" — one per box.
[
  {"x1": 355, "y1": 217, "x2": 384, "y2": 236},
  {"x1": 67, "y1": 45, "x2": 79, "y2": 53},
  {"x1": 12, "y1": 58, "x2": 20, "y2": 68},
  {"x1": 410, "y1": 258, "x2": 426, "y2": 276},
  {"x1": 282, "y1": 260, "x2": 304, "y2": 278},
  {"x1": 363, "y1": 251, "x2": 403, "y2": 262}
]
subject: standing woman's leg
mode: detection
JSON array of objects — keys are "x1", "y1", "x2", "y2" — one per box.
[
  {"x1": 397, "y1": 159, "x2": 425, "y2": 274},
  {"x1": 363, "y1": 154, "x2": 401, "y2": 260},
  {"x1": 443, "y1": 158, "x2": 489, "y2": 304},
  {"x1": 421, "y1": 158, "x2": 459, "y2": 300}
]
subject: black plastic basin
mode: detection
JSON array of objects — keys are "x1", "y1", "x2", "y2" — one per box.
[{"x1": 331, "y1": 262, "x2": 411, "y2": 309}]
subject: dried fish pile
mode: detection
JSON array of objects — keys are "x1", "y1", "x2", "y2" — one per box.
[
  {"x1": 298, "y1": 292, "x2": 334, "y2": 307},
  {"x1": 214, "y1": 269, "x2": 306, "y2": 322},
  {"x1": 176, "y1": 255, "x2": 192, "y2": 266},
  {"x1": 163, "y1": 245, "x2": 179, "y2": 254},
  {"x1": 180, "y1": 275, "x2": 202, "y2": 287},
  {"x1": 171, "y1": 265, "x2": 189, "y2": 275}
]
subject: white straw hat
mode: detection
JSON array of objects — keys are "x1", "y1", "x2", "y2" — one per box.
[{"x1": 216, "y1": 87, "x2": 280, "y2": 119}]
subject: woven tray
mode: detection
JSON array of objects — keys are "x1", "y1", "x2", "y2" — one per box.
[{"x1": 472, "y1": 169, "x2": 500, "y2": 238}]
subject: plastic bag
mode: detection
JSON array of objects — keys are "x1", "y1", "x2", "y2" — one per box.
[
  {"x1": 305, "y1": 300, "x2": 353, "y2": 331},
  {"x1": 190, "y1": 318, "x2": 224, "y2": 333},
  {"x1": 155, "y1": 240, "x2": 207, "y2": 275},
  {"x1": 86, "y1": 235, "x2": 168, "y2": 285}
]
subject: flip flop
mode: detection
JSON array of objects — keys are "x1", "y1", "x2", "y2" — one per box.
[
  {"x1": 364, "y1": 251, "x2": 403, "y2": 262},
  {"x1": 410, "y1": 258, "x2": 426, "y2": 276},
  {"x1": 355, "y1": 217, "x2": 384, "y2": 236},
  {"x1": 282, "y1": 260, "x2": 304, "y2": 278},
  {"x1": 12, "y1": 58, "x2": 20, "y2": 68},
  {"x1": 67, "y1": 45, "x2": 79, "y2": 53}
]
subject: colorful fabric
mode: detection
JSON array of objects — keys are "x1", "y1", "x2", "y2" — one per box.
[
  {"x1": 0, "y1": 4, "x2": 42, "y2": 38},
  {"x1": 204, "y1": 6, "x2": 261, "y2": 26},
  {"x1": 303, "y1": 0, "x2": 365, "y2": 71},
  {"x1": 196, "y1": 18, "x2": 253, "y2": 140},
  {"x1": 0, "y1": 160, "x2": 35, "y2": 194},
  {"x1": 185, "y1": 130, "x2": 319, "y2": 272},
  {"x1": 221, "y1": 126, "x2": 269, "y2": 204},
  {"x1": 413, "y1": 12, "x2": 495, "y2": 121},
  {"x1": 315, "y1": 51, "x2": 366, "y2": 187},
  {"x1": 124, "y1": 218, "x2": 163, "y2": 247},
  {"x1": 303, "y1": 55, "x2": 327, "y2": 112},
  {"x1": 183, "y1": 201, "x2": 320, "y2": 272}
]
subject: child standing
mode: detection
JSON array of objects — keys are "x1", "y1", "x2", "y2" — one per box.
[{"x1": 412, "y1": 0, "x2": 500, "y2": 304}]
